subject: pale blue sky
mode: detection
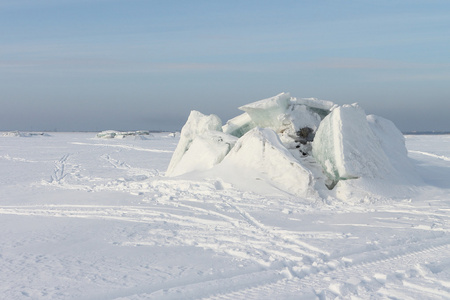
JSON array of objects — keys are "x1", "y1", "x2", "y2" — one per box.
[{"x1": 1, "y1": 0, "x2": 449, "y2": 132}]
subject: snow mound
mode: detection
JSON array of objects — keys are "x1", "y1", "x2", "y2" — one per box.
[
  {"x1": 2, "y1": 131, "x2": 25, "y2": 137},
  {"x1": 367, "y1": 114, "x2": 420, "y2": 183},
  {"x1": 96, "y1": 130, "x2": 152, "y2": 139},
  {"x1": 168, "y1": 132, "x2": 180, "y2": 138},
  {"x1": 167, "y1": 93, "x2": 421, "y2": 201}
]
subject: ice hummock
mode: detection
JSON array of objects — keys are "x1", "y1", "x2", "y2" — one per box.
[
  {"x1": 312, "y1": 104, "x2": 393, "y2": 185},
  {"x1": 166, "y1": 93, "x2": 421, "y2": 201},
  {"x1": 168, "y1": 130, "x2": 238, "y2": 177},
  {"x1": 219, "y1": 127, "x2": 317, "y2": 199},
  {"x1": 166, "y1": 111, "x2": 223, "y2": 177},
  {"x1": 238, "y1": 92, "x2": 291, "y2": 131},
  {"x1": 2, "y1": 131, "x2": 50, "y2": 137},
  {"x1": 222, "y1": 112, "x2": 255, "y2": 138},
  {"x1": 96, "y1": 130, "x2": 152, "y2": 139}
]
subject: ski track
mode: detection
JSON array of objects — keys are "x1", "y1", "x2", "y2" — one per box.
[
  {"x1": 409, "y1": 150, "x2": 450, "y2": 162},
  {"x1": 2, "y1": 177, "x2": 450, "y2": 299},
  {"x1": 202, "y1": 238, "x2": 450, "y2": 300},
  {"x1": 101, "y1": 153, "x2": 132, "y2": 170},
  {"x1": 3, "y1": 198, "x2": 449, "y2": 299},
  {"x1": 50, "y1": 153, "x2": 71, "y2": 183},
  {"x1": 43, "y1": 150, "x2": 160, "y2": 191},
  {"x1": 71, "y1": 142, "x2": 173, "y2": 153},
  {"x1": 0, "y1": 193, "x2": 326, "y2": 267}
]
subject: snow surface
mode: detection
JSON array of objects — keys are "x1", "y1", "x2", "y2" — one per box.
[{"x1": 1, "y1": 132, "x2": 450, "y2": 299}]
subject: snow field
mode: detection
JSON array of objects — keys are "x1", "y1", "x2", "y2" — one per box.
[{"x1": 0, "y1": 132, "x2": 450, "y2": 299}]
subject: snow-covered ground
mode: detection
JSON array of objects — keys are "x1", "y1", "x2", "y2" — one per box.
[{"x1": 1, "y1": 132, "x2": 449, "y2": 299}]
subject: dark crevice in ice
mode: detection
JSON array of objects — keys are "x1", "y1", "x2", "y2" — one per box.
[
  {"x1": 326, "y1": 180, "x2": 338, "y2": 190},
  {"x1": 294, "y1": 127, "x2": 315, "y2": 156}
]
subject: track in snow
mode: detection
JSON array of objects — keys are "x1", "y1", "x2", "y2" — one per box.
[{"x1": 409, "y1": 150, "x2": 450, "y2": 162}]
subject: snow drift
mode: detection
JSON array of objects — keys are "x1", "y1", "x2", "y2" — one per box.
[{"x1": 167, "y1": 93, "x2": 421, "y2": 201}]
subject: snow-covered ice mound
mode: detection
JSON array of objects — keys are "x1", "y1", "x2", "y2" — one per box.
[
  {"x1": 96, "y1": 130, "x2": 152, "y2": 139},
  {"x1": 167, "y1": 93, "x2": 421, "y2": 202},
  {"x1": 313, "y1": 104, "x2": 422, "y2": 200},
  {"x1": 2, "y1": 131, "x2": 26, "y2": 137},
  {"x1": 2, "y1": 131, "x2": 50, "y2": 137}
]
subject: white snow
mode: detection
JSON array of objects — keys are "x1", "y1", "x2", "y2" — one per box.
[
  {"x1": 0, "y1": 131, "x2": 450, "y2": 299},
  {"x1": 367, "y1": 114, "x2": 421, "y2": 183},
  {"x1": 285, "y1": 103, "x2": 322, "y2": 133}
]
